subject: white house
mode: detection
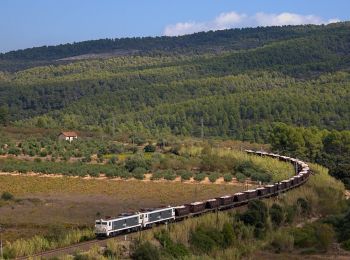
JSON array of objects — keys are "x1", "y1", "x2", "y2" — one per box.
[{"x1": 58, "y1": 131, "x2": 78, "y2": 142}]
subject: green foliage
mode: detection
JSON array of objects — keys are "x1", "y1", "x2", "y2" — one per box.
[
  {"x1": 155, "y1": 230, "x2": 190, "y2": 258},
  {"x1": 292, "y1": 223, "x2": 335, "y2": 252},
  {"x1": 270, "y1": 229, "x2": 294, "y2": 253},
  {"x1": 131, "y1": 241, "x2": 160, "y2": 260},
  {"x1": 1, "y1": 191, "x2": 14, "y2": 200},
  {"x1": 163, "y1": 170, "x2": 176, "y2": 181},
  {"x1": 234, "y1": 160, "x2": 271, "y2": 183},
  {"x1": 125, "y1": 155, "x2": 150, "y2": 172},
  {"x1": 194, "y1": 173, "x2": 206, "y2": 182},
  {"x1": 223, "y1": 173, "x2": 233, "y2": 182},
  {"x1": 270, "y1": 203, "x2": 284, "y2": 227},
  {"x1": 144, "y1": 144, "x2": 156, "y2": 153},
  {"x1": 240, "y1": 200, "x2": 268, "y2": 238},
  {"x1": 297, "y1": 197, "x2": 311, "y2": 216},
  {"x1": 208, "y1": 172, "x2": 220, "y2": 183},
  {"x1": 132, "y1": 167, "x2": 147, "y2": 180},
  {"x1": 341, "y1": 239, "x2": 350, "y2": 251},
  {"x1": 235, "y1": 172, "x2": 246, "y2": 182},
  {"x1": 179, "y1": 170, "x2": 193, "y2": 181}
]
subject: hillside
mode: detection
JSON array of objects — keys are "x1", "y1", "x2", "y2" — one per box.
[{"x1": 0, "y1": 22, "x2": 349, "y2": 186}]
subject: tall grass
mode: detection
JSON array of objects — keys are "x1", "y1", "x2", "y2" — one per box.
[{"x1": 3, "y1": 229, "x2": 94, "y2": 259}]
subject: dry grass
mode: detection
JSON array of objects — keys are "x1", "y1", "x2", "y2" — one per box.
[{"x1": 0, "y1": 175, "x2": 248, "y2": 242}]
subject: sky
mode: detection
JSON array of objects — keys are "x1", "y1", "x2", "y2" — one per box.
[{"x1": 0, "y1": 0, "x2": 349, "y2": 53}]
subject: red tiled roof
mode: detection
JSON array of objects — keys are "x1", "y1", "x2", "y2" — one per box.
[{"x1": 60, "y1": 131, "x2": 78, "y2": 137}]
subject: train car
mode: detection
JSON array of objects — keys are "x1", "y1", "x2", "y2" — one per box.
[
  {"x1": 265, "y1": 184, "x2": 277, "y2": 194},
  {"x1": 217, "y1": 195, "x2": 234, "y2": 206},
  {"x1": 188, "y1": 201, "x2": 206, "y2": 214},
  {"x1": 281, "y1": 179, "x2": 292, "y2": 190},
  {"x1": 174, "y1": 205, "x2": 190, "y2": 218},
  {"x1": 289, "y1": 177, "x2": 297, "y2": 187},
  {"x1": 232, "y1": 192, "x2": 247, "y2": 203},
  {"x1": 95, "y1": 213, "x2": 142, "y2": 237},
  {"x1": 244, "y1": 189, "x2": 258, "y2": 199},
  {"x1": 141, "y1": 207, "x2": 175, "y2": 228},
  {"x1": 256, "y1": 187, "x2": 269, "y2": 197},
  {"x1": 205, "y1": 199, "x2": 219, "y2": 209}
]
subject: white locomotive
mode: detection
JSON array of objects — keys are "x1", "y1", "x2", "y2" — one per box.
[{"x1": 95, "y1": 206, "x2": 175, "y2": 237}]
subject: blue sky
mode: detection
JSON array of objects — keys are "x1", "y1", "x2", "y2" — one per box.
[{"x1": 0, "y1": 0, "x2": 349, "y2": 53}]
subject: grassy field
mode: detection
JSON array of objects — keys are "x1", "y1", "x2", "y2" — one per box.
[{"x1": 0, "y1": 175, "x2": 250, "y2": 242}]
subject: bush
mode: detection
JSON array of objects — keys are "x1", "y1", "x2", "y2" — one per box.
[
  {"x1": 125, "y1": 155, "x2": 150, "y2": 172},
  {"x1": 235, "y1": 172, "x2": 246, "y2": 182},
  {"x1": 163, "y1": 170, "x2": 176, "y2": 181},
  {"x1": 285, "y1": 205, "x2": 297, "y2": 224},
  {"x1": 271, "y1": 230, "x2": 294, "y2": 253},
  {"x1": 223, "y1": 173, "x2": 233, "y2": 182},
  {"x1": 8, "y1": 147, "x2": 20, "y2": 156},
  {"x1": 144, "y1": 144, "x2": 156, "y2": 153},
  {"x1": 189, "y1": 227, "x2": 217, "y2": 254},
  {"x1": 270, "y1": 203, "x2": 284, "y2": 227},
  {"x1": 108, "y1": 156, "x2": 118, "y2": 165},
  {"x1": 240, "y1": 200, "x2": 268, "y2": 238},
  {"x1": 39, "y1": 150, "x2": 48, "y2": 157},
  {"x1": 208, "y1": 172, "x2": 220, "y2": 183},
  {"x1": 155, "y1": 230, "x2": 189, "y2": 258},
  {"x1": 151, "y1": 170, "x2": 164, "y2": 180},
  {"x1": 297, "y1": 197, "x2": 311, "y2": 216},
  {"x1": 1, "y1": 191, "x2": 14, "y2": 201},
  {"x1": 194, "y1": 173, "x2": 206, "y2": 182},
  {"x1": 180, "y1": 171, "x2": 193, "y2": 181},
  {"x1": 292, "y1": 223, "x2": 335, "y2": 252},
  {"x1": 132, "y1": 167, "x2": 146, "y2": 180},
  {"x1": 341, "y1": 239, "x2": 350, "y2": 251},
  {"x1": 132, "y1": 241, "x2": 160, "y2": 260}
]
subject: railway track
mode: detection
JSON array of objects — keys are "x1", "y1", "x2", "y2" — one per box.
[{"x1": 14, "y1": 150, "x2": 310, "y2": 259}]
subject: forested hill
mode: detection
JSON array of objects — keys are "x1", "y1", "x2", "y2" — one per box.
[
  {"x1": 0, "y1": 22, "x2": 349, "y2": 71},
  {"x1": 0, "y1": 22, "x2": 350, "y2": 186}
]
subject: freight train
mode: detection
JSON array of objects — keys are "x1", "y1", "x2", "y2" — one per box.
[{"x1": 95, "y1": 150, "x2": 310, "y2": 237}]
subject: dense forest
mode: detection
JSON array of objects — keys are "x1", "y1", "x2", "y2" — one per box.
[{"x1": 0, "y1": 22, "x2": 350, "y2": 186}]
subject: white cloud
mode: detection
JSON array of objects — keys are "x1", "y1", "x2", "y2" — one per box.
[
  {"x1": 164, "y1": 11, "x2": 339, "y2": 36},
  {"x1": 164, "y1": 11, "x2": 246, "y2": 36}
]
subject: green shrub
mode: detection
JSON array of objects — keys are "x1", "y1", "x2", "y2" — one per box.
[
  {"x1": 341, "y1": 239, "x2": 350, "y2": 251},
  {"x1": 155, "y1": 230, "x2": 189, "y2": 258},
  {"x1": 240, "y1": 200, "x2": 268, "y2": 238},
  {"x1": 132, "y1": 167, "x2": 146, "y2": 180},
  {"x1": 40, "y1": 150, "x2": 48, "y2": 157},
  {"x1": 180, "y1": 171, "x2": 193, "y2": 181},
  {"x1": 151, "y1": 170, "x2": 164, "y2": 180},
  {"x1": 235, "y1": 172, "x2": 246, "y2": 182},
  {"x1": 292, "y1": 223, "x2": 335, "y2": 252},
  {"x1": 189, "y1": 227, "x2": 217, "y2": 254},
  {"x1": 208, "y1": 172, "x2": 220, "y2": 183},
  {"x1": 125, "y1": 155, "x2": 150, "y2": 172},
  {"x1": 194, "y1": 173, "x2": 206, "y2": 182},
  {"x1": 108, "y1": 156, "x2": 118, "y2": 165},
  {"x1": 132, "y1": 241, "x2": 160, "y2": 260},
  {"x1": 144, "y1": 144, "x2": 156, "y2": 153},
  {"x1": 284, "y1": 205, "x2": 297, "y2": 224},
  {"x1": 297, "y1": 197, "x2": 311, "y2": 216},
  {"x1": 1, "y1": 191, "x2": 14, "y2": 201},
  {"x1": 223, "y1": 173, "x2": 233, "y2": 182},
  {"x1": 271, "y1": 229, "x2": 294, "y2": 253},
  {"x1": 270, "y1": 203, "x2": 284, "y2": 227},
  {"x1": 163, "y1": 170, "x2": 176, "y2": 181},
  {"x1": 8, "y1": 147, "x2": 20, "y2": 156}
]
